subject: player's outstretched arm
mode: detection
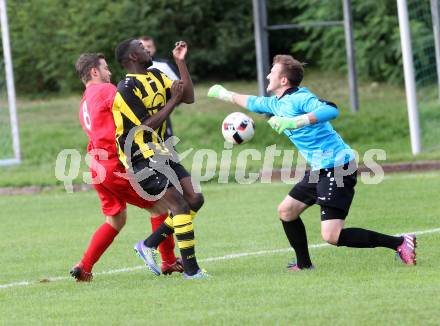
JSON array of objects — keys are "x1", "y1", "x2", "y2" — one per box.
[
  {"x1": 173, "y1": 41, "x2": 194, "y2": 104},
  {"x1": 207, "y1": 84, "x2": 250, "y2": 108}
]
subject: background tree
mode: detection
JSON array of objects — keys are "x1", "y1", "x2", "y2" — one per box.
[{"x1": 3, "y1": 0, "x2": 434, "y2": 94}]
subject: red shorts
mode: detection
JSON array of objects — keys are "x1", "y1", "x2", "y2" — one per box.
[{"x1": 90, "y1": 159, "x2": 156, "y2": 216}]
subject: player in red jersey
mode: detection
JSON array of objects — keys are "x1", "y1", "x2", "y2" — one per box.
[{"x1": 70, "y1": 53, "x2": 182, "y2": 281}]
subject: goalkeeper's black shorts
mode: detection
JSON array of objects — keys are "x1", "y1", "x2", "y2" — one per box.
[{"x1": 288, "y1": 161, "x2": 357, "y2": 220}]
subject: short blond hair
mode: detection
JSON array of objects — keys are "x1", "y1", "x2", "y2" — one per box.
[{"x1": 273, "y1": 55, "x2": 305, "y2": 86}]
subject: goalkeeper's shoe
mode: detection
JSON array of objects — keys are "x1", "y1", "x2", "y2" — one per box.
[
  {"x1": 70, "y1": 262, "x2": 93, "y2": 282},
  {"x1": 134, "y1": 240, "x2": 161, "y2": 276},
  {"x1": 396, "y1": 234, "x2": 417, "y2": 265},
  {"x1": 183, "y1": 268, "x2": 209, "y2": 280},
  {"x1": 162, "y1": 257, "x2": 184, "y2": 275},
  {"x1": 287, "y1": 260, "x2": 315, "y2": 272}
]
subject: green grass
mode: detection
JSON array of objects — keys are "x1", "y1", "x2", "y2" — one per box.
[
  {"x1": 1, "y1": 172, "x2": 440, "y2": 324},
  {"x1": 1, "y1": 71, "x2": 440, "y2": 187}
]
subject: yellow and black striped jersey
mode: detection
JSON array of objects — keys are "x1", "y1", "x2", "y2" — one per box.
[{"x1": 112, "y1": 68, "x2": 173, "y2": 168}]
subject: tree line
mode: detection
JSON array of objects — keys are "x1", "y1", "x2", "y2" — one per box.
[{"x1": 2, "y1": 0, "x2": 434, "y2": 94}]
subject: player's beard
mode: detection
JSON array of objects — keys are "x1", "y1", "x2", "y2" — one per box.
[{"x1": 143, "y1": 58, "x2": 153, "y2": 70}]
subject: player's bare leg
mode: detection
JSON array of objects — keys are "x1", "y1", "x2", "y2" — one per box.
[
  {"x1": 105, "y1": 210, "x2": 127, "y2": 231},
  {"x1": 278, "y1": 196, "x2": 308, "y2": 222},
  {"x1": 320, "y1": 219, "x2": 344, "y2": 245},
  {"x1": 180, "y1": 176, "x2": 204, "y2": 219}
]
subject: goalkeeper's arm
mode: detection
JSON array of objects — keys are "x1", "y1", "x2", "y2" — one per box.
[
  {"x1": 207, "y1": 84, "x2": 249, "y2": 108},
  {"x1": 268, "y1": 104, "x2": 337, "y2": 134},
  {"x1": 208, "y1": 84, "x2": 338, "y2": 133}
]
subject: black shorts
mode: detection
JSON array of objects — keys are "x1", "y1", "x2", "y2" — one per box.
[
  {"x1": 288, "y1": 162, "x2": 357, "y2": 220},
  {"x1": 132, "y1": 156, "x2": 190, "y2": 196}
]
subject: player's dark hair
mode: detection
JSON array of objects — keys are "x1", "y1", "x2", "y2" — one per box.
[
  {"x1": 75, "y1": 53, "x2": 105, "y2": 84},
  {"x1": 273, "y1": 55, "x2": 305, "y2": 86},
  {"x1": 115, "y1": 38, "x2": 135, "y2": 66}
]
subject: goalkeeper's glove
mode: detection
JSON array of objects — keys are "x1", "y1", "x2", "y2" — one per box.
[
  {"x1": 207, "y1": 84, "x2": 235, "y2": 103},
  {"x1": 268, "y1": 115, "x2": 311, "y2": 134}
]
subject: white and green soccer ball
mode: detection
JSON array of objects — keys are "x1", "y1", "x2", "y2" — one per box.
[{"x1": 221, "y1": 112, "x2": 255, "y2": 144}]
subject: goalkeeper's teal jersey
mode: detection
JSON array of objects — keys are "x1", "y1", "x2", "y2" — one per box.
[{"x1": 247, "y1": 87, "x2": 355, "y2": 170}]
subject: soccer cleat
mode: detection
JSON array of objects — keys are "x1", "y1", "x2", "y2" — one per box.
[
  {"x1": 134, "y1": 240, "x2": 161, "y2": 276},
  {"x1": 70, "y1": 262, "x2": 93, "y2": 282},
  {"x1": 183, "y1": 268, "x2": 209, "y2": 280},
  {"x1": 286, "y1": 260, "x2": 315, "y2": 272},
  {"x1": 396, "y1": 234, "x2": 417, "y2": 265},
  {"x1": 162, "y1": 257, "x2": 184, "y2": 275}
]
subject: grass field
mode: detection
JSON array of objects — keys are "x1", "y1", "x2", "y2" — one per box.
[
  {"x1": 1, "y1": 172, "x2": 440, "y2": 324},
  {"x1": 1, "y1": 71, "x2": 440, "y2": 187}
]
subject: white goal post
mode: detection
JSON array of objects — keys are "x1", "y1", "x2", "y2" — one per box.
[
  {"x1": 0, "y1": 0, "x2": 20, "y2": 166},
  {"x1": 397, "y1": 0, "x2": 422, "y2": 155},
  {"x1": 397, "y1": 0, "x2": 440, "y2": 155}
]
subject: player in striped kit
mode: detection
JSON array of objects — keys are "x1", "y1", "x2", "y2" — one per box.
[{"x1": 71, "y1": 53, "x2": 183, "y2": 282}]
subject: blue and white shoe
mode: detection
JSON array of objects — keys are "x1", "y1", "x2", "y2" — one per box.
[
  {"x1": 134, "y1": 240, "x2": 161, "y2": 276},
  {"x1": 183, "y1": 268, "x2": 209, "y2": 280}
]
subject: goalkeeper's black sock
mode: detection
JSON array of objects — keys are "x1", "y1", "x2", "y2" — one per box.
[
  {"x1": 144, "y1": 217, "x2": 174, "y2": 248},
  {"x1": 173, "y1": 214, "x2": 199, "y2": 276},
  {"x1": 337, "y1": 228, "x2": 404, "y2": 250},
  {"x1": 281, "y1": 218, "x2": 313, "y2": 268}
]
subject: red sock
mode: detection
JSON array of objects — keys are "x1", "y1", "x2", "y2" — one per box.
[
  {"x1": 151, "y1": 214, "x2": 176, "y2": 265},
  {"x1": 81, "y1": 223, "x2": 119, "y2": 272}
]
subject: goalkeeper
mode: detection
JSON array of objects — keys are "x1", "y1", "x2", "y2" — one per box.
[{"x1": 208, "y1": 54, "x2": 416, "y2": 270}]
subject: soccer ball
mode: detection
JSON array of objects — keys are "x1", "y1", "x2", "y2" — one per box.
[{"x1": 221, "y1": 112, "x2": 255, "y2": 144}]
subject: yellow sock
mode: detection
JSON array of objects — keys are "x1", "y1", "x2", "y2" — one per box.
[
  {"x1": 173, "y1": 213, "x2": 199, "y2": 274},
  {"x1": 173, "y1": 214, "x2": 195, "y2": 249},
  {"x1": 164, "y1": 216, "x2": 173, "y2": 228}
]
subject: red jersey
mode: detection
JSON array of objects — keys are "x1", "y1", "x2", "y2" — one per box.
[
  {"x1": 79, "y1": 83, "x2": 118, "y2": 161},
  {"x1": 78, "y1": 83, "x2": 156, "y2": 215}
]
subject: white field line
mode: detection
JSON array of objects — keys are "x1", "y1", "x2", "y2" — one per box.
[{"x1": 1, "y1": 227, "x2": 440, "y2": 290}]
